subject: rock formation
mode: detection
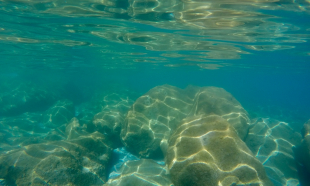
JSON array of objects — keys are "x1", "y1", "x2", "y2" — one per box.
[
  {"x1": 105, "y1": 159, "x2": 172, "y2": 186},
  {"x1": 245, "y1": 118, "x2": 302, "y2": 186},
  {"x1": 166, "y1": 115, "x2": 273, "y2": 186},
  {"x1": 121, "y1": 85, "x2": 250, "y2": 158}
]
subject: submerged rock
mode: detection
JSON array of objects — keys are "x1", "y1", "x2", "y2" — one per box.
[
  {"x1": 108, "y1": 147, "x2": 140, "y2": 180},
  {"x1": 0, "y1": 112, "x2": 52, "y2": 154},
  {"x1": 0, "y1": 127, "x2": 112, "y2": 186},
  {"x1": 65, "y1": 117, "x2": 89, "y2": 140},
  {"x1": 166, "y1": 115, "x2": 273, "y2": 186},
  {"x1": 0, "y1": 83, "x2": 56, "y2": 117},
  {"x1": 86, "y1": 92, "x2": 134, "y2": 148},
  {"x1": 295, "y1": 119, "x2": 310, "y2": 185},
  {"x1": 245, "y1": 118, "x2": 302, "y2": 186},
  {"x1": 42, "y1": 99, "x2": 75, "y2": 128},
  {"x1": 121, "y1": 85, "x2": 250, "y2": 158},
  {"x1": 105, "y1": 159, "x2": 172, "y2": 186},
  {"x1": 189, "y1": 86, "x2": 250, "y2": 140},
  {"x1": 0, "y1": 112, "x2": 47, "y2": 133},
  {"x1": 121, "y1": 85, "x2": 194, "y2": 158},
  {"x1": 90, "y1": 110, "x2": 124, "y2": 148}
]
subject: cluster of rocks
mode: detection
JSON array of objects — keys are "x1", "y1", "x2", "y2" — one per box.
[
  {"x1": 0, "y1": 84, "x2": 135, "y2": 185},
  {"x1": 0, "y1": 84, "x2": 306, "y2": 186}
]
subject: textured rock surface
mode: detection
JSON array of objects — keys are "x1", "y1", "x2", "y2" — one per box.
[
  {"x1": 121, "y1": 85, "x2": 194, "y2": 158},
  {"x1": 108, "y1": 147, "x2": 140, "y2": 180},
  {"x1": 65, "y1": 117, "x2": 89, "y2": 140},
  {"x1": 166, "y1": 115, "x2": 273, "y2": 186},
  {"x1": 105, "y1": 159, "x2": 172, "y2": 186},
  {"x1": 91, "y1": 110, "x2": 124, "y2": 148},
  {"x1": 0, "y1": 120, "x2": 112, "y2": 186},
  {"x1": 42, "y1": 99, "x2": 75, "y2": 128},
  {"x1": 297, "y1": 119, "x2": 310, "y2": 184},
  {"x1": 301, "y1": 119, "x2": 310, "y2": 138},
  {"x1": 86, "y1": 93, "x2": 134, "y2": 148},
  {"x1": 245, "y1": 118, "x2": 302, "y2": 186},
  {"x1": 121, "y1": 85, "x2": 250, "y2": 158},
  {"x1": 189, "y1": 86, "x2": 250, "y2": 140}
]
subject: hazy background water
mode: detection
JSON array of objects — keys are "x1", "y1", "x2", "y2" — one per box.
[
  {"x1": 0, "y1": 0, "x2": 310, "y2": 129},
  {"x1": 1, "y1": 1, "x2": 310, "y2": 185}
]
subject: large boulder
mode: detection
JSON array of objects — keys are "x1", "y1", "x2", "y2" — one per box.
[
  {"x1": 121, "y1": 85, "x2": 250, "y2": 158},
  {"x1": 245, "y1": 118, "x2": 302, "y2": 186},
  {"x1": 166, "y1": 115, "x2": 273, "y2": 186},
  {"x1": 105, "y1": 159, "x2": 172, "y2": 186},
  {"x1": 121, "y1": 85, "x2": 194, "y2": 158},
  {"x1": 0, "y1": 126, "x2": 112, "y2": 186},
  {"x1": 189, "y1": 86, "x2": 250, "y2": 140}
]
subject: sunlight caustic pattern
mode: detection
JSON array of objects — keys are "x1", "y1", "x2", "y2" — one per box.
[
  {"x1": 0, "y1": 119, "x2": 113, "y2": 186},
  {"x1": 42, "y1": 99, "x2": 75, "y2": 128},
  {"x1": 88, "y1": 93, "x2": 135, "y2": 148},
  {"x1": 245, "y1": 118, "x2": 302, "y2": 186},
  {"x1": 166, "y1": 115, "x2": 273, "y2": 186},
  {"x1": 105, "y1": 159, "x2": 173, "y2": 186},
  {"x1": 0, "y1": 84, "x2": 306, "y2": 185},
  {"x1": 121, "y1": 85, "x2": 250, "y2": 158},
  {"x1": 0, "y1": 89, "x2": 138, "y2": 186}
]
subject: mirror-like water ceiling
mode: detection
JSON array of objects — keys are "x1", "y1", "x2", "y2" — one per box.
[{"x1": 0, "y1": 0, "x2": 310, "y2": 186}]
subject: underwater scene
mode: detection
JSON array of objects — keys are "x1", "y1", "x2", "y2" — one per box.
[{"x1": 0, "y1": 0, "x2": 310, "y2": 185}]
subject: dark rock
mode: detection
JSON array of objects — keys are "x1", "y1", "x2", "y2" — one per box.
[
  {"x1": 295, "y1": 119, "x2": 310, "y2": 186},
  {"x1": 87, "y1": 92, "x2": 134, "y2": 148}
]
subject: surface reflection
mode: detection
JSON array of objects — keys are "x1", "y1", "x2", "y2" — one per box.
[{"x1": 0, "y1": 0, "x2": 309, "y2": 69}]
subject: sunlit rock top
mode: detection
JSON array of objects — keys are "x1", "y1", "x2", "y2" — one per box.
[
  {"x1": 121, "y1": 85, "x2": 250, "y2": 158},
  {"x1": 166, "y1": 115, "x2": 273, "y2": 186}
]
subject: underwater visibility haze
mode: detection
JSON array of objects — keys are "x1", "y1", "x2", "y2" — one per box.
[{"x1": 0, "y1": 0, "x2": 310, "y2": 185}]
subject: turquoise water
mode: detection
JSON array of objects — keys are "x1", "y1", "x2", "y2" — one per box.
[{"x1": 0, "y1": 0, "x2": 310, "y2": 185}]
